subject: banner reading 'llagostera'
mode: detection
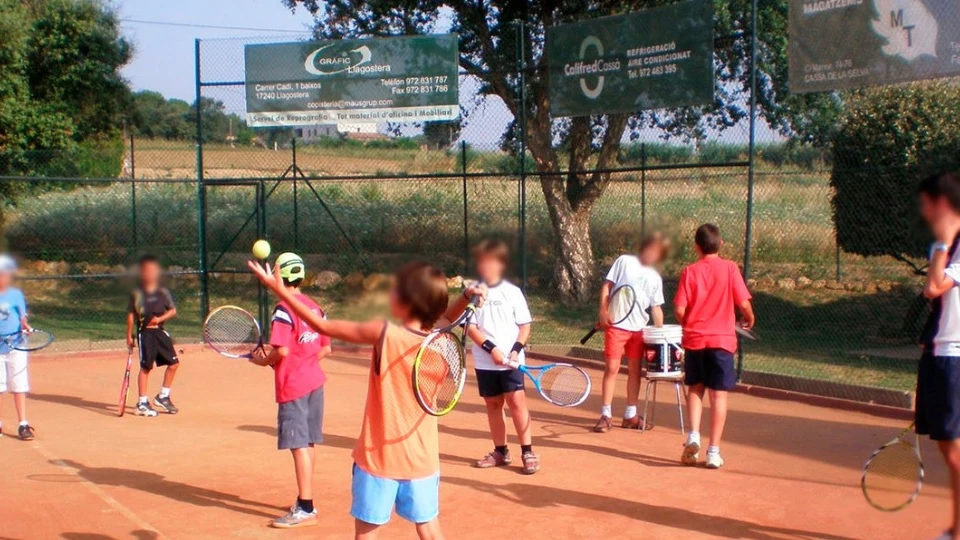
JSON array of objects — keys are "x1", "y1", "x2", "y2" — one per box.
[
  {"x1": 789, "y1": 0, "x2": 960, "y2": 93},
  {"x1": 244, "y1": 35, "x2": 459, "y2": 127}
]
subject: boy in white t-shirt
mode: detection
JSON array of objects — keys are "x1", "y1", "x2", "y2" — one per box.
[
  {"x1": 594, "y1": 232, "x2": 669, "y2": 433},
  {"x1": 466, "y1": 240, "x2": 538, "y2": 474}
]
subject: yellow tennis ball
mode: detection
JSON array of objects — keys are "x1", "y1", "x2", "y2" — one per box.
[{"x1": 252, "y1": 239, "x2": 271, "y2": 260}]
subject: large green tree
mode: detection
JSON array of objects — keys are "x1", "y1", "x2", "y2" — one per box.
[
  {"x1": 283, "y1": 0, "x2": 836, "y2": 300},
  {"x1": 0, "y1": 0, "x2": 131, "y2": 186}
]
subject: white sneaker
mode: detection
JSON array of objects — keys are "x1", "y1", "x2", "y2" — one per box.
[
  {"x1": 706, "y1": 451, "x2": 724, "y2": 469},
  {"x1": 681, "y1": 433, "x2": 701, "y2": 466},
  {"x1": 136, "y1": 402, "x2": 158, "y2": 417}
]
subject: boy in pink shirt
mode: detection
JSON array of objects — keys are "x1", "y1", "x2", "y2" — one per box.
[
  {"x1": 250, "y1": 252, "x2": 332, "y2": 528},
  {"x1": 674, "y1": 224, "x2": 755, "y2": 469}
]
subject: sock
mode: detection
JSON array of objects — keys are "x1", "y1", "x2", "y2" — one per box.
[
  {"x1": 600, "y1": 405, "x2": 612, "y2": 418},
  {"x1": 18, "y1": 420, "x2": 27, "y2": 427},
  {"x1": 624, "y1": 405, "x2": 637, "y2": 419},
  {"x1": 296, "y1": 498, "x2": 314, "y2": 513},
  {"x1": 159, "y1": 387, "x2": 171, "y2": 399},
  {"x1": 495, "y1": 445, "x2": 508, "y2": 456},
  {"x1": 521, "y1": 444, "x2": 533, "y2": 455},
  {"x1": 139, "y1": 396, "x2": 148, "y2": 404},
  {"x1": 707, "y1": 445, "x2": 720, "y2": 455}
]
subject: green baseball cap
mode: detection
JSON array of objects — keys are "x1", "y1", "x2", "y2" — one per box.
[{"x1": 276, "y1": 252, "x2": 305, "y2": 281}]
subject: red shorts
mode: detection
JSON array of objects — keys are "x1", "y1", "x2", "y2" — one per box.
[{"x1": 604, "y1": 327, "x2": 645, "y2": 361}]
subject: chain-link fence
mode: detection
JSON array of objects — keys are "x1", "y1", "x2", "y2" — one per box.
[{"x1": 0, "y1": 26, "x2": 940, "y2": 409}]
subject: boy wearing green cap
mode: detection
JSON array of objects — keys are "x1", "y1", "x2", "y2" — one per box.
[{"x1": 250, "y1": 252, "x2": 332, "y2": 528}]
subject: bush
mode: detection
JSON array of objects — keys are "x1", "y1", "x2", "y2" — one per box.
[
  {"x1": 619, "y1": 143, "x2": 694, "y2": 165},
  {"x1": 698, "y1": 141, "x2": 746, "y2": 164},
  {"x1": 831, "y1": 81, "x2": 960, "y2": 260}
]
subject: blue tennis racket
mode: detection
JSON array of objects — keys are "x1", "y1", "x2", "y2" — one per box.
[{"x1": 507, "y1": 360, "x2": 591, "y2": 407}]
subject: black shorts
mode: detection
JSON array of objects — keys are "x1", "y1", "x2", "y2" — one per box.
[
  {"x1": 277, "y1": 386, "x2": 324, "y2": 450},
  {"x1": 475, "y1": 368, "x2": 525, "y2": 398},
  {"x1": 683, "y1": 348, "x2": 736, "y2": 391},
  {"x1": 916, "y1": 351, "x2": 960, "y2": 441},
  {"x1": 138, "y1": 329, "x2": 179, "y2": 370}
]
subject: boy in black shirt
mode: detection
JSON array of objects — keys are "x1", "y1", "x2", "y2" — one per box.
[{"x1": 126, "y1": 255, "x2": 179, "y2": 417}]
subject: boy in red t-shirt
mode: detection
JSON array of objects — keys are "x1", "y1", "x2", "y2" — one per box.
[
  {"x1": 674, "y1": 224, "x2": 755, "y2": 470},
  {"x1": 250, "y1": 252, "x2": 331, "y2": 528}
]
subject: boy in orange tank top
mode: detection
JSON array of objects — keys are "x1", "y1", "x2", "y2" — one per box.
[{"x1": 249, "y1": 259, "x2": 486, "y2": 540}]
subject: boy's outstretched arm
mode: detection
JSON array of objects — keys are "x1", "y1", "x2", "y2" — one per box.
[
  {"x1": 247, "y1": 261, "x2": 382, "y2": 345},
  {"x1": 126, "y1": 312, "x2": 136, "y2": 348},
  {"x1": 441, "y1": 282, "x2": 488, "y2": 325}
]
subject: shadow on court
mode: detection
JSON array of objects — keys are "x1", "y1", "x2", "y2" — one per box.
[
  {"x1": 53, "y1": 459, "x2": 282, "y2": 519},
  {"x1": 444, "y1": 475, "x2": 858, "y2": 540},
  {"x1": 60, "y1": 532, "x2": 158, "y2": 540},
  {"x1": 236, "y1": 425, "x2": 356, "y2": 450},
  {"x1": 30, "y1": 393, "x2": 117, "y2": 418}
]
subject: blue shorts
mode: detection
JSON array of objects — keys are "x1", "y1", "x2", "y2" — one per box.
[
  {"x1": 475, "y1": 368, "x2": 525, "y2": 398},
  {"x1": 916, "y1": 351, "x2": 960, "y2": 441},
  {"x1": 684, "y1": 348, "x2": 737, "y2": 391},
  {"x1": 350, "y1": 464, "x2": 440, "y2": 525}
]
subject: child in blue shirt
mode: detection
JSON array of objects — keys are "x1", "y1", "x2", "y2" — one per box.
[{"x1": 0, "y1": 254, "x2": 33, "y2": 440}]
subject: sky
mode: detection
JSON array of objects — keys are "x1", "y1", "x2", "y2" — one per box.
[
  {"x1": 114, "y1": 0, "x2": 778, "y2": 145},
  {"x1": 117, "y1": 0, "x2": 315, "y2": 101}
]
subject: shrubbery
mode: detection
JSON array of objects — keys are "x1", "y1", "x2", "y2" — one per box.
[{"x1": 831, "y1": 81, "x2": 960, "y2": 260}]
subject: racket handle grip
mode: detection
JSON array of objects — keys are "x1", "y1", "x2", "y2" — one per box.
[
  {"x1": 505, "y1": 359, "x2": 521, "y2": 370},
  {"x1": 580, "y1": 327, "x2": 599, "y2": 345}
]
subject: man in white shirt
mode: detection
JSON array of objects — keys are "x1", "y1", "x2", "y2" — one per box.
[
  {"x1": 594, "y1": 233, "x2": 668, "y2": 433},
  {"x1": 917, "y1": 172, "x2": 960, "y2": 540},
  {"x1": 466, "y1": 240, "x2": 538, "y2": 474}
]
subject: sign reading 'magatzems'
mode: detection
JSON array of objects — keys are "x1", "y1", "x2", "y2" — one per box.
[
  {"x1": 789, "y1": 0, "x2": 960, "y2": 93},
  {"x1": 244, "y1": 35, "x2": 459, "y2": 127}
]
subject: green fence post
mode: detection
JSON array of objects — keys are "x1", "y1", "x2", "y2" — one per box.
[
  {"x1": 194, "y1": 38, "x2": 209, "y2": 319},
  {"x1": 737, "y1": 0, "x2": 760, "y2": 383},
  {"x1": 461, "y1": 140, "x2": 469, "y2": 278},
  {"x1": 641, "y1": 143, "x2": 647, "y2": 237},
  {"x1": 516, "y1": 20, "x2": 528, "y2": 291},
  {"x1": 130, "y1": 133, "x2": 137, "y2": 254},
  {"x1": 292, "y1": 138, "x2": 300, "y2": 250}
]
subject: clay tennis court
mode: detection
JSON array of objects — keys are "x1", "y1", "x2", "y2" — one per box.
[{"x1": 0, "y1": 346, "x2": 947, "y2": 539}]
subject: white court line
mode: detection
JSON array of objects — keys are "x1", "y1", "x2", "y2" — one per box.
[{"x1": 30, "y1": 441, "x2": 169, "y2": 539}]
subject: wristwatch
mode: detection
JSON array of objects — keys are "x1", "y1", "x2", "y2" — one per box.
[{"x1": 930, "y1": 242, "x2": 950, "y2": 260}]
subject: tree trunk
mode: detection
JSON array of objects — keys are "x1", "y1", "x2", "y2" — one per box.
[{"x1": 549, "y1": 203, "x2": 595, "y2": 302}]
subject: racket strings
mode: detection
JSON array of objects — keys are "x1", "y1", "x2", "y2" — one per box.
[
  {"x1": 863, "y1": 441, "x2": 923, "y2": 510},
  {"x1": 539, "y1": 366, "x2": 590, "y2": 407},
  {"x1": 609, "y1": 287, "x2": 637, "y2": 324},
  {"x1": 416, "y1": 332, "x2": 465, "y2": 413},
  {"x1": 204, "y1": 308, "x2": 260, "y2": 356}
]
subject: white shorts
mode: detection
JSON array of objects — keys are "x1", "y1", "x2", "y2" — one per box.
[{"x1": 0, "y1": 350, "x2": 29, "y2": 393}]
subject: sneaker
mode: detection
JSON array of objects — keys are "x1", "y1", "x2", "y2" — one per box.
[
  {"x1": 594, "y1": 415, "x2": 613, "y2": 433},
  {"x1": 705, "y1": 451, "x2": 724, "y2": 469},
  {"x1": 681, "y1": 433, "x2": 701, "y2": 466},
  {"x1": 474, "y1": 449, "x2": 511, "y2": 468},
  {"x1": 137, "y1": 402, "x2": 158, "y2": 417},
  {"x1": 153, "y1": 394, "x2": 179, "y2": 414},
  {"x1": 621, "y1": 415, "x2": 652, "y2": 430},
  {"x1": 521, "y1": 451, "x2": 540, "y2": 475},
  {"x1": 17, "y1": 424, "x2": 35, "y2": 441},
  {"x1": 271, "y1": 505, "x2": 318, "y2": 529}
]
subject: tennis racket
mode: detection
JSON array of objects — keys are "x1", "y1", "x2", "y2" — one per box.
[
  {"x1": 736, "y1": 322, "x2": 759, "y2": 341},
  {"x1": 412, "y1": 297, "x2": 479, "y2": 416},
  {"x1": 203, "y1": 306, "x2": 264, "y2": 358},
  {"x1": 118, "y1": 347, "x2": 133, "y2": 417},
  {"x1": 581, "y1": 284, "x2": 638, "y2": 345},
  {"x1": 861, "y1": 423, "x2": 924, "y2": 511},
  {"x1": 2, "y1": 329, "x2": 54, "y2": 351},
  {"x1": 507, "y1": 360, "x2": 592, "y2": 407}
]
